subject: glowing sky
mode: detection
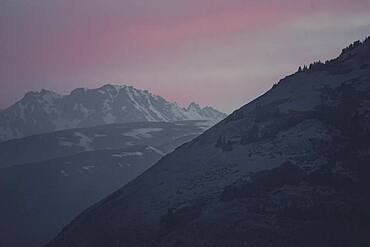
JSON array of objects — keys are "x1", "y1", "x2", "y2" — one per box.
[{"x1": 1, "y1": 0, "x2": 370, "y2": 112}]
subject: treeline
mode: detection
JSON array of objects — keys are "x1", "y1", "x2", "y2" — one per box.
[{"x1": 296, "y1": 37, "x2": 370, "y2": 74}]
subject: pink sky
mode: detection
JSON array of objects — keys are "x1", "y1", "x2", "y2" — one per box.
[{"x1": 1, "y1": 0, "x2": 370, "y2": 112}]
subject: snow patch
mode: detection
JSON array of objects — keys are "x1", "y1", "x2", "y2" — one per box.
[
  {"x1": 60, "y1": 170, "x2": 69, "y2": 176},
  {"x1": 146, "y1": 146, "x2": 166, "y2": 156},
  {"x1": 82, "y1": 165, "x2": 96, "y2": 171},
  {"x1": 73, "y1": 132, "x2": 92, "y2": 151},
  {"x1": 94, "y1": 133, "x2": 107, "y2": 137},
  {"x1": 112, "y1": 152, "x2": 143, "y2": 157},
  {"x1": 122, "y1": 128, "x2": 163, "y2": 139}
]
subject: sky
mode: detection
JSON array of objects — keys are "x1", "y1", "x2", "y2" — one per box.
[{"x1": 1, "y1": 0, "x2": 370, "y2": 113}]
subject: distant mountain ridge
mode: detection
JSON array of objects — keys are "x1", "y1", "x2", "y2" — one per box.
[
  {"x1": 0, "y1": 84, "x2": 226, "y2": 142},
  {"x1": 0, "y1": 120, "x2": 208, "y2": 247},
  {"x1": 0, "y1": 120, "x2": 211, "y2": 168}
]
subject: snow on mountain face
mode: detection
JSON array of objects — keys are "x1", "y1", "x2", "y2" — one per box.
[
  {"x1": 0, "y1": 120, "x2": 207, "y2": 247},
  {"x1": 0, "y1": 85, "x2": 226, "y2": 142},
  {"x1": 47, "y1": 38, "x2": 370, "y2": 247},
  {"x1": 0, "y1": 120, "x2": 208, "y2": 168}
]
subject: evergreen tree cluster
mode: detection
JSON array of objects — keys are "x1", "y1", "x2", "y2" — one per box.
[{"x1": 296, "y1": 37, "x2": 370, "y2": 75}]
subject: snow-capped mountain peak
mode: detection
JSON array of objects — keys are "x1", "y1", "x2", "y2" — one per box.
[
  {"x1": 0, "y1": 84, "x2": 227, "y2": 142},
  {"x1": 187, "y1": 102, "x2": 202, "y2": 111}
]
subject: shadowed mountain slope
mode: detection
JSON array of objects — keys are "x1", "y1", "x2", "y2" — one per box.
[
  {"x1": 0, "y1": 120, "x2": 209, "y2": 247},
  {"x1": 48, "y1": 38, "x2": 370, "y2": 247}
]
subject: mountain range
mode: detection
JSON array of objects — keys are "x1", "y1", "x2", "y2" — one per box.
[
  {"x1": 0, "y1": 84, "x2": 226, "y2": 142},
  {"x1": 47, "y1": 37, "x2": 370, "y2": 247},
  {"x1": 0, "y1": 120, "x2": 209, "y2": 247}
]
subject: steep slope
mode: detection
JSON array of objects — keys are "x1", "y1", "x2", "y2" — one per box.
[
  {"x1": 0, "y1": 84, "x2": 226, "y2": 142},
  {"x1": 0, "y1": 120, "x2": 208, "y2": 247},
  {"x1": 48, "y1": 38, "x2": 370, "y2": 247}
]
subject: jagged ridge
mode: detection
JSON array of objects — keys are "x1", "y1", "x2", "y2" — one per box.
[{"x1": 0, "y1": 84, "x2": 226, "y2": 142}]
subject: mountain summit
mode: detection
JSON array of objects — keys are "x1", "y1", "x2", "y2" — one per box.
[
  {"x1": 47, "y1": 37, "x2": 370, "y2": 247},
  {"x1": 0, "y1": 84, "x2": 226, "y2": 142}
]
